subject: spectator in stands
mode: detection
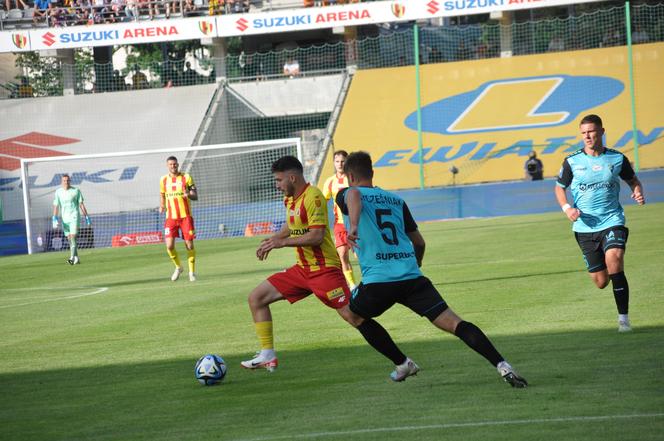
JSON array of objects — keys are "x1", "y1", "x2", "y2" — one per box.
[
  {"x1": 182, "y1": 61, "x2": 199, "y2": 85},
  {"x1": 107, "y1": 0, "x2": 125, "y2": 22},
  {"x1": 208, "y1": 0, "x2": 223, "y2": 16},
  {"x1": 548, "y1": 34, "x2": 566, "y2": 52},
  {"x1": 283, "y1": 57, "x2": 300, "y2": 78},
  {"x1": 32, "y1": 0, "x2": 53, "y2": 24},
  {"x1": 132, "y1": 65, "x2": 149, "y2": 90},
  {"x1": 153, "y1": 0, "x2": 176, "y2": 19},
  {"x1": 229, "y1": 0, "x2": 247, "y2": 13},
  {"x1": 601, "y1": 27, "x2": 624, "y2": 47},
  {"x1": 632, "y1": 25, "x2": 650, "y2": 44},
  {"x1": 111, "y1": 70, "x2": 126, "y2": 91},
  {"x1": 49, "y1": 0, "x2": 67, "y2": 26},
  {"x1": 524, "y1": 151, "x2": 544, "y2": 181},
  {"x1": 182, "y1": 0, "x2": 196, "y2": 16},
  {"x1": 5, "y1": 0, "x2": 28, "y2": 10},
  {"x1": 18, "y1": 77, "x2": 34, "y2": 98},
  {"x1": 124, "y1": 0, "x2": 138, "y2": 20}
]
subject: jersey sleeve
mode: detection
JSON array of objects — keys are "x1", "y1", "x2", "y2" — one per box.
[
  {"x1": 186, "y1": 174, "x2": 196, "y2": 188},
  {"x1": 160, "y1": 176, "x2": 166, "y2": 195},
  {"x1": 76, "y1": 189, "x2": 84, "y2": 204},
  {"x1": 402, "y1": 202, "x2": 418, "y2": 233},
  {"x1": 335, "y1": 187, "x2": 349, "y2": 215},
  {"x1": 556, "y1": 159, "x2": 573, "y2": 188},
  {"x1": 618, "y1": 155, "x2": 636, "y2": 181},
  {"x1": 306, "y1": 190, "x2": 328, "y2": 228},
  {"x1": 53, "y1": 190, "x2": 60, "y2": 207}
]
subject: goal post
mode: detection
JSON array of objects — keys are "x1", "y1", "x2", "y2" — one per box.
[{"x1": 21, "y1": 138, "x2": 302, "y2": 255}]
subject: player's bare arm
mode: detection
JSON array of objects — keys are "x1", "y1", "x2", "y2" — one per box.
[
  {"x1": 344, "y1": 187, "x2": 362, "y2": 249},
  {"x1": 256, "y1": 224, "x2": 288, "y2": 260},
  {"x1": 555, "y1": 185, "x2": 581, "y2": 222},
  {"x1": 626, "y1": 176, "x2": 645, "y2": 205},
  {"x1": 406, "y1": 230, "x2": 426, "y2": 267},
  {"x1": 79, "y1": 202, "x2": 89, "y2": 218},
  {"x1": 159, "y1": 193, "x2": 165, "y2": 213}
]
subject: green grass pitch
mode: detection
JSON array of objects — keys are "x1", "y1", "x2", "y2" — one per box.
[{"x1": 1, "y1": 204, "x2": 663, "y2": 441}]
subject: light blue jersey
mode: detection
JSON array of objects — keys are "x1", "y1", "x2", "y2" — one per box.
[
  {"x1": 337, "y1": 186, "x2": 421, "y2": 284},
  {"x1": 556, "y1": 148, "x2": 635, "y2": 233}
]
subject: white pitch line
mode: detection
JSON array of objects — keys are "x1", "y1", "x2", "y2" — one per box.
[
  {"x1": 0, "y1": 287, "x2": 108, "y2": 309},
  {"x1": 233, "y1": 412, "x2": 664, "y2": 441}
]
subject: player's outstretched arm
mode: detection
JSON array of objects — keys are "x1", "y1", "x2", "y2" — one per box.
[{"x1": 626, "y1": 176, "x2": 645, "y2": 205}]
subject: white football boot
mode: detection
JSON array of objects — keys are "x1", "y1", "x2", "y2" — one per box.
[
  {"x1": 618, "y1": 318, "x2": 632, "y2": 333},
  {"x1": 171, "y1": 267, "x2": 183, "y2": 282},
  {"x1": 497, "y1": 361, "x2": 528, "y2": 388},
  {"x1": 390, "y1": 357, "x2": 420, "y2": 382},
  {"x1": 241, "y1": 351, "x2": 278, "y2": 372},
  {"x1": 189, "y1": 272, "x2": 196, "y2": 282}
]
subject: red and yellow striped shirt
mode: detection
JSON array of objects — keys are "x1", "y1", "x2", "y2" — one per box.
[
  {"x1": 160, "y1": 173, "x2": 195, "y2": 220},
  {"x1": 285, "y1": 184, "x2": 340, "y2": 271},
  {"x1": 322, "y1": 173, "x2": 348, "y2": 225}
]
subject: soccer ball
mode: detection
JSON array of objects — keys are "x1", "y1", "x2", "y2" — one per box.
[{"x1": 194, "y1": 354, "x2": 227, "y2": 386}]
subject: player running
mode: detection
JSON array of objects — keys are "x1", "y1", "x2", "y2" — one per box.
[
  {"x1": 555, "y1": 114, "x2": 645, "y2": 332},
  {"x1": 160, "y1": 156, "x2": 198, "y2": 282},
  {"x1": 52, "y1": 174, "x2": 90, "y2": 265},
  {"x1": 322, "y1": 150, "x2": 358, "y2": 290},
  {"x1": 336, "y1": 151, "x2": 528, "y2": 387}
]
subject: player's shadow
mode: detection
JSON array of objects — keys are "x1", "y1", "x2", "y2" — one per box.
[
  {"x1": 2, "y1": 326, "x2": 663, "y2": 441},
  {"x1": 435, "y1": 268, "x2": 585, "y2": 286}
]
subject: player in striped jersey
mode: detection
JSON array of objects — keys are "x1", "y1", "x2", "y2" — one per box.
[
  {"x1": 322, "y1": 150, "x2": 358, "y2": 290},
  {"x1": 159, "y1": 156, "x2": 198, "y2": 282},
  {"x1": 242, "y1": 156, "x2": 409, "y2": 376}
]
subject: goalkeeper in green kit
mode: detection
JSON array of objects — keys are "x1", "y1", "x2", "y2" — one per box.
[{"x1": 52, "y1": 174, "x2": 91, "y2": 265}]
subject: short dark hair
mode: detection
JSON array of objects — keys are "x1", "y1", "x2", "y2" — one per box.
[
  {"x1": 580, "y1": 114, "x2": 603, "y2": 127},
  {"x1": 333, "y1": 150, "x2": 348, "y2": 158},
  {"x1": 166, "y1": 156, "x2": 178, "y2": 162},
  {"x1": 62, "y1": 173, "x2": 70, "y2": 179},
  {"x1": 343, "y1": 151, "x2": 374, "y2": 180},
  {"x1": 271, "y1": 155, "x2": 303, "y2": 174}
]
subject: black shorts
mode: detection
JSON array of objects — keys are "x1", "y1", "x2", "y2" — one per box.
[
  {"x1": 349, "y1": 276, "x2": 448, "y2": 322},
  {"x1": 574, "y1": 225, "x2": 629, "y2": 273}
]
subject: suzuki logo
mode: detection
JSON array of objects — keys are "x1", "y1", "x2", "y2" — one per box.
[
  {"x1": 427, "y1": 0, "x2": 439, "y2": 14},
  {"x1": 404, "y1": 75, "x2": 624, "y2": 135},
  {"x1": 0, "y1": 132, "x2": 78, "y2": 171},
  {"x1": 42, "y1": 32, "x2": 56, "y2": 47},
  {"x1": 236, "y1": 18, "x2": 249, "y2": 32}
]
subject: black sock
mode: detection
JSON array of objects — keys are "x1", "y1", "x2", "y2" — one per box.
[
  {"x1": 610, "y1": 271, "x2": 629, "y2": 315},
  {"x1": 357, "y1": 319, "x2": 407, "y2": 365},
  {"x1": 454, "y1": 321, "x2": 504, "y2": 367}
]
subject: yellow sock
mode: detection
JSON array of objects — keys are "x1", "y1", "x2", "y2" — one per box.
[
  {"x1": 187, "y1": 248, "x2": 196, "y2": 273},
  {"x1": 255, "y1": 321, "x2": 274, "y2": 350},
  {"x1": 344, "y1": 269, "x2": 357, "y2": 289},
  {"x1": 167, "y1": 248, "x2": 181, "y2": 268}
]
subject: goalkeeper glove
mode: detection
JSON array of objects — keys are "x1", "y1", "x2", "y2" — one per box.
[
  {"x1": 52, "y1": 216, "x2": 58, "y2": 229},
  {"x1": 85, "y1": 215, "x2": 91, "y2": 226}
]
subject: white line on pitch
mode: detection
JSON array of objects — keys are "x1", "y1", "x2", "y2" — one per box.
[
  {"x1": 233, "y1": 412, "x2": 664, "y2": 441},
  {"x1": 0, "y1": 287, "x2": 109, "y2": 309}
]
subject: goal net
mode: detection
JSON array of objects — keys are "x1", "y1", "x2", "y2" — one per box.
[{"x1": 20, "y1": 139, "x2": 301, "y2": 254}]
